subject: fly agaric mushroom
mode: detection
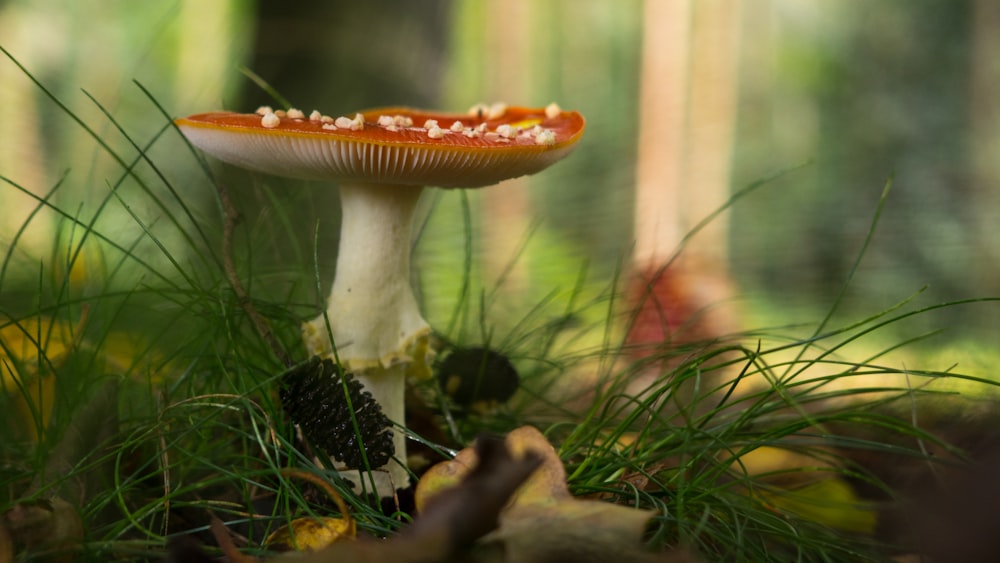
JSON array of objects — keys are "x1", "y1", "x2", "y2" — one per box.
[{"x1": 176, "y1": 103, "x2": 585, "y2": 495}]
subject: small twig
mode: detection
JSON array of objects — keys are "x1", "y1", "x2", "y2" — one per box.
[
  {"x1": 209, "y1": 517, "x2": 260, "y2": 563},
  {"x1": 216, "y1": 180, "x2": 292, "y2": 367},
  {"x1": 156, "y1": 389, "x2": 172, "y2": 536}
]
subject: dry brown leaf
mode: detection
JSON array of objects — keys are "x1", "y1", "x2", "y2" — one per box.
[
  {"x1": 177, "y1": 435, "x2": 541, "y2": 563},
  {"x1": 176, "y1": 428, "x2": 691, "y2": 562},
  {"x1": 0, "y1": 522, "x2": 12, "y2": 563},
  {"x1": 414, "y1": 426, "x2": 564, "y2": 511},
  {"x1": 417, "y1": 426, "x2": 663, "y2": 563},
  {"x1": 1, "y1": 497, "x2": 83, "y2": 563}
]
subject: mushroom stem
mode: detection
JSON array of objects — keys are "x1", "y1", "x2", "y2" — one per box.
[{"x1": 302, "y1": 181, "x2": 431, "y2": 494}]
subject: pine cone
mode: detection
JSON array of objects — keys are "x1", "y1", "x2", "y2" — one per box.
[{"x1": 280, "y1": 357, "x2": 394, "y2": 468}]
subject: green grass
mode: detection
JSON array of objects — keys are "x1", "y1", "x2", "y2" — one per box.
[{"x1": 2, "y1": 48, "x2": 1000, "y2": 562}]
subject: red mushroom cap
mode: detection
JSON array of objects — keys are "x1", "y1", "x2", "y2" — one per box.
[{"x1": 175, "y1": 106, "x2": 585, "y2": 188}]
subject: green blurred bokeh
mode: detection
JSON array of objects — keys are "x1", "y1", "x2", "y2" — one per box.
[{"x1": 1, "y1": 0, "x2": 997, "y2": 349}]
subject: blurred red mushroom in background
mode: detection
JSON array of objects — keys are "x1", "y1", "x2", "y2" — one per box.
[{"x1": 624, "y1": 262, "x2": 739, "y2": 361}]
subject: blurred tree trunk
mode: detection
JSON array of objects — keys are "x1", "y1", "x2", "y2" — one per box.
[
  {"x1": 634, "y1": 0, "x2": 741, "y2": 274},
  {"x1": 630, "y1": 0, "x2": 741, "y2": 358},
  {"x1": 685, "y1": 0, "x2": 742, "y2": 273},
  {"x1": 0, "y1": 4, "x2": 56, "y2": 259},
  {"x1": 633, "y1": 0, "x2": 691, "y2": 269},
  {"x1": 477, "y1": 0, "x2": 535, "y2": 294},
  {"x1": 969, "y1": 0, "x2": 1000, "y2": 292}
]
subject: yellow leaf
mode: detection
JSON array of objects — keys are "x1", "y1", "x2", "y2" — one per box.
[
  {"x1": 2, "y1": 497, "x2": 83, "y2": 563},
  {"x1": 722, "y1": 445, "x2": 840, "y2": 487},
  {"x1": 265, "y1": 468, "x2": 357, "y2": 553},
  {"x1": 52, "y1": 236, "x2": 105, "y2": 293},
  {"x1": 264, "y1": 516, "x2": 354, "y2": 552},
  {"x1": 1, "y1": 312, "x2": 170, "y2": 438},
  {"x1": 0, "y1": 316, "x2": 77, "y2": 368},
  {"x1": 0, "y1": 316, "x2": 78, "y2": 437},
  {"x1": 756, "y1": 477, "x2": 879, "y2": 535},
  {"x1": 722, "y1": 446, "x2": 878, "y2": 535}
]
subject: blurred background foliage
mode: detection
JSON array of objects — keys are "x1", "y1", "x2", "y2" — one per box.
[{"x1": 1, "y1": 0, "x2": 998, "y2": 351}]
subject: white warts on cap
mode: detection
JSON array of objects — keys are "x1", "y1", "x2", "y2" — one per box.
[
  {"x1": 496, "y1": 124, "x2": 517, "y2": 139},
  {"x1": 208, "y1": 103, "x2": 570, "y2": 151},
  {"x1": 261, "y1": 111, "x2": 280, "y2": 128},
  {"x1": 535, "y1": 129, "x2": 557, "y2": 145},
  {"x1": 335, "y1": 113, "x2": 365, "y2": 131}
]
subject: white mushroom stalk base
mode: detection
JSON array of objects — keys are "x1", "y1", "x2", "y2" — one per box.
[{"x1": 302, "y1": 181, "x2": 431, "y2": 497}]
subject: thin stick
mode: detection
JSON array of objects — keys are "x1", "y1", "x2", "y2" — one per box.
[{"x1": 216, "y1": 180, "x2": 292, "y2": 367}]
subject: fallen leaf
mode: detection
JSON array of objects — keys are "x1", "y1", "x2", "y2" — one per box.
[
  {"x1": 405, "y1": 433, "x2": 543, "y2": 557},
  {"x1": 175, "y1": 433, "x2": 542, "y2": 563},
  {"x1": 265, "y1": 517, "x2": 354, "y2": 552},
  {"x1": 1, "y1": 311, "x2": 169, "y2": 439},
  {"x1": 417, "y1": 426, "x2": 664, "y2": 562},
  {"x1": 2, "y1": 497, "x2": 83, "y2": 563},
  {"x1": 264, "y1": 468, "x2": 357, "y2": 552},
  {"x1": 0, "y1": 522, "x2": 11, "y2": 563},
  {"x1": 414, "y1": 426, "x2": 562, "y2": 511},
  {"x1": 0, "y1": 315, "x2": 79, "y2": 437},
  {"x1": 174, "y1": 428, "x2": 693, "y2": 562},
  {"x1": 755, "y1": 477, "x2": 878, "y2": 535},
  {"x1": 722, "y1": 446, "x2": 878, "y2": 535}
]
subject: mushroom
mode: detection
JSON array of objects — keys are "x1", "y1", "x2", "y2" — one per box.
[{"x1": 175, "y1": 104, "x2": 585, "y2": 496}]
